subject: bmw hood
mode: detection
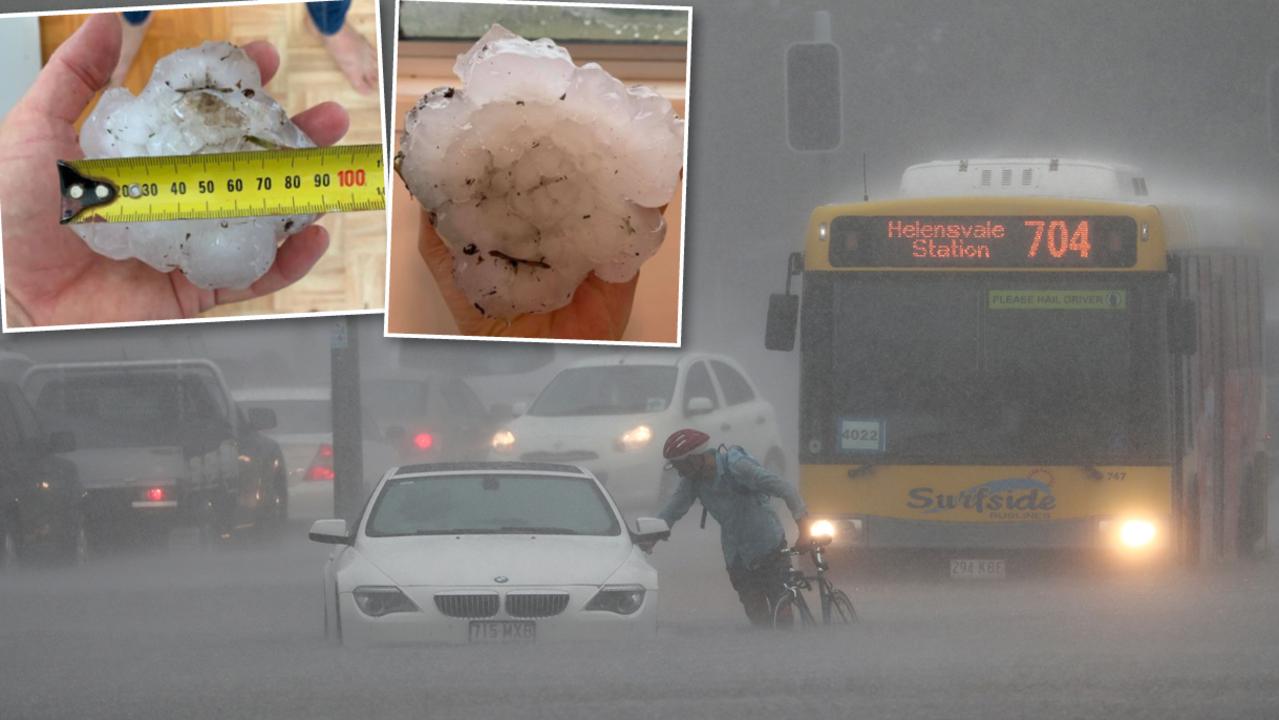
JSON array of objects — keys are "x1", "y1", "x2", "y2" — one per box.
[{"x1": 361, "y1": 534, "x2": 635, "y2": 587}]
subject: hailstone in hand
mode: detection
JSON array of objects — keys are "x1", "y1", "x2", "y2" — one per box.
[
  {"x1": 74, "y1": 42, "x2": 316, "y2": 289},
  {"x1": 395, "y1": 25, "x2": 684, "y2": 319}
]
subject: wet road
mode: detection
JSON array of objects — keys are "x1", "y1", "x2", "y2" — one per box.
[{"x1": 3, "y1": 505, "x2": 1279, "y2": 719}]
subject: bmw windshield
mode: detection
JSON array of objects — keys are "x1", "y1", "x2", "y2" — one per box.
[{"x1": 366, "y1": 473, "x2": 621, "y2": 537}]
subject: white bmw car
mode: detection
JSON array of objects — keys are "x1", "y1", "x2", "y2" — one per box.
[{"x1": 309, "y1": 462, "x2": 670, "y2": 646}]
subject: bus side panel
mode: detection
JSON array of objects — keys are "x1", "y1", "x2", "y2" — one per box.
[
  {"x1": 1189, "y1": 253, "x2": 1222, "y2": 563},
  {"x1": 1177, "y1": 251, "x2": 1267, "y2": 562}
]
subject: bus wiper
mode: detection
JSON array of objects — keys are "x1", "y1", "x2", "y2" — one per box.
[
  {"x1": 847, "y1": 464, "x2": 877, "y2": 479},
  {"x1": 1079, "y1": 465, "x2": 1103, "y2": 481},
  {"x1": 500, "y1": 526, "x2": 580, "y2": 535}
]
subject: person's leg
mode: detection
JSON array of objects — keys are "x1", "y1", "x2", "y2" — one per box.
[
  {"x1": 306, "y1": 0, "x2": 377, "y2": 95},
  {"x1": 727, "y1": 564, "x2": 773, "y2": 627},
  {"x1": 112, "y1": 12, "x2": 152, "y2": 87}
]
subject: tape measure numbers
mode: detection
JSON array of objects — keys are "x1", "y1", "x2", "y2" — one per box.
[{"x1": 58, "y1": 144, "x2": 385, "y2": 224}]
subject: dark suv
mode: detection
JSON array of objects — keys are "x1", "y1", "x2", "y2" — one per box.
[
  {"x1": 0, "y1": 381, "x2": 84, "y2": 566},
  {"x1": 24, "y1": 360, "x2": 284, "y2": 547}
]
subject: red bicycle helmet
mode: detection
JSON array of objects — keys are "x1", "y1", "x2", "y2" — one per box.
[{"x1": 663, "y1": 428, "x2": 710, "y2": 461}]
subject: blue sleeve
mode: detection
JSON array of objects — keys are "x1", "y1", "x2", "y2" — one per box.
[
  {"x1": 728, "y1": 450, "x2": 807, "y2": 520},
  {"x1": 656, "y1": 476, "x2": 696, "y2": 528}
]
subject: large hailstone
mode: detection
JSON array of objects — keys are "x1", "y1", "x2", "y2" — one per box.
[
  {"x1": 74, "y1": 42, "x2": 316, "y2": 289},
  {"x1": 396, "y1": 25, "x2": 684, "y2": 319}
]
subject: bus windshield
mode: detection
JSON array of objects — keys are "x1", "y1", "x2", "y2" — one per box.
[{"x1": 808, "y1": 274, "x2": 1169, "y2": 465}]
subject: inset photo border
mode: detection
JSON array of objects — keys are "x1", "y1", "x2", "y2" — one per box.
[
  {"x1": 386, "y1": 0, "x2": 691, "y2": 347},
  {"x1": 0, "y1": 0, "x2": 390, "y2": 333}
]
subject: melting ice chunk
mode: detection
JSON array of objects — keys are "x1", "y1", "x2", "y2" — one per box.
[
  {"x1": 73, "y1": 42, "x2": 317, "y2": 290},
  {"x1": 396, "y1": 24, "x2": 684, "y2": 320}
]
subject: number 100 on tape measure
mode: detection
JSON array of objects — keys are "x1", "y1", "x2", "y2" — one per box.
[{"x1": 59, "y1": 144, "x2": 385, "y2": 224}]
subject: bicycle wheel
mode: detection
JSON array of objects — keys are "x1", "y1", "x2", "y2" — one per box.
[
  {"x1": 772, "y1": 589, "x2": 816, "y2": 629},
  {"x1": 827, "y1": 589, "x2": 858, "y2": 624}
]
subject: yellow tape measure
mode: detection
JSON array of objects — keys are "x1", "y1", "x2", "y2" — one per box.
[{"x1": 58, "y1": 144, "x2": 385, "y2": 224}]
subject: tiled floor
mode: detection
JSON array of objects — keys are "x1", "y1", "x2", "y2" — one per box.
[{"x1": 40, "y1": 0, "x2": 387, "y2": 317}]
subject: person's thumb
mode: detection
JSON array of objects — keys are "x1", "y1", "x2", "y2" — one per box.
[{"x1": 20, "y1": 13, "x2": 121, "y2": 125}]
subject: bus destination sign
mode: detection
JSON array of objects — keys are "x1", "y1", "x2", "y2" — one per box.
[{"x1": 827, "y1": 215, "x2": 1139, "y2": 268}]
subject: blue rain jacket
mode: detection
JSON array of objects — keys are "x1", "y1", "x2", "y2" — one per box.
[{"x1": 657, "y1": 445, "x2": 807, "y2": 568}]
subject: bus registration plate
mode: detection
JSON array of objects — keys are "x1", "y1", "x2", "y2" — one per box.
[
  {"x1": 469, "y1": 621, "x2": 536, "y2": 643},
  {"x1": 950, "y1": 559, "x2": 1005, "y2": 580}
]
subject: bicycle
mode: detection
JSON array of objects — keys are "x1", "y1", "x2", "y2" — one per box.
[{"x1": 770, "y1": 535, "x2": 857, "y2": 628}]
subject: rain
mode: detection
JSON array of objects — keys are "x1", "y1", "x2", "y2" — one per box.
[{"x1": 3, "y1": 0, "x2": 1279, "y2": 718}]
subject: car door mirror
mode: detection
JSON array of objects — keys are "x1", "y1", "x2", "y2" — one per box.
[
  {"x1": 309, "y1": 518, "x2": 351, "y2": 545},
  {"x1": 511, "y1": 401, "x2": 528, "y2": 418},
  {"x1": 46, "y1": 430, "x2": 75, "y2": 454},
  {"x1": 246, "y1": 407, "x2": 277, "y2": 431},
  {"x1": 631, "y1": 517, "x2": 671, "y2": 544},
  {"x1": 685, "y1": 396, "x2": 714, "y2": 417}
]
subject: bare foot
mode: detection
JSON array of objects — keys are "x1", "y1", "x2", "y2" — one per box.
[
  {"x1": 110, "y1": 16, "x2": 150, "y2": 87},
  {"x1": 320, "y1": 24, "x2": 377, "y2": 95}
]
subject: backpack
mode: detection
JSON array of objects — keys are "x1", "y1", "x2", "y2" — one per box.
[{"x1": 698, "y1": 444, "x2": 761, "y2": 529}]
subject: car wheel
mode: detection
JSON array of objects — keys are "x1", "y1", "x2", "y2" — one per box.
[
  {"x1": 274, "y1": 471, "x2": 289, "y2": 523},
  {"x1": 195, "y1": 497, "x2": 222, "y2": 548},
  {"x1": 56, "y1": 518, "x2": 90, "y2": 567},
  {"x1": 1, "y1": 526, "x2": 19, "y2": 570}
]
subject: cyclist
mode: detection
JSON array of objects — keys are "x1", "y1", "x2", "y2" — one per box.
[{"x1": 649, "y1": 428, "x2": 811, "y2": 627}]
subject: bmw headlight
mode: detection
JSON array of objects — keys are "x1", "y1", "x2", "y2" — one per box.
[
  {"x1": 585, "y1": 585, "x2": 646, "y2": 615},
  {"x1": 491, "y1": 429, "x2": 516, "y2": 452},
  {"x1": 615, "y1": 424, "x2": 653, "y2": 452},
  {"x1": 352, "y1": 586, "x2": 419, "y2": 617}
]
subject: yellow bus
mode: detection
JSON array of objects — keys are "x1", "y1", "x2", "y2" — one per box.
[{"x1": 765, "y1": 159, "x2": 1267, "y2": 574}]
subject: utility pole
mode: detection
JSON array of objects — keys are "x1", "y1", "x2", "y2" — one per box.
[{"x1": 330, "y1": 316, "x2": 364, "y2": 521}]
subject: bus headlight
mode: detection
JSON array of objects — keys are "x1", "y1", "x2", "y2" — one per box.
[
  {"x1": 1118, "y1": 519, "x2": 1157, "y2": 549},
  {"x1": 809, "y1": 518, "x2": 836, "y2": 542}
]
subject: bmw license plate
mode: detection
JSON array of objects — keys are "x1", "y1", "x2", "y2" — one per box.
[
  {"x1": 468, "y1": 621, "x2": 536, "y2": 643},
  {"x1": 950, "y1": 558, "x2": 1006, "y2": 580}
]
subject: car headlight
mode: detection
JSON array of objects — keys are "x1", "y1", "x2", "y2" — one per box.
[
  {"x1": 584, "y1": 585, "x2": 646, "y2": 615},
  {"x1": 615, "y1": 424, "x2": 653, "y2": 452},
  {"x1": 491, "y1": 429, "x2": 516, "y2": 452},
  {"x1": 352, "y1": 586, "x2": 419, "y2": 617}
]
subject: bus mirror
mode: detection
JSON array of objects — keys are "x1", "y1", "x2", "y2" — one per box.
[
  {"x1": 788, "y1": 251, "x2": 804, "y2": 276},
  {"x1": 1170, "y1": 299, "x2": 1197, "y2": 355},
  {"x1": 766, "y1": 293, "x2": 799, "y2": 351}
]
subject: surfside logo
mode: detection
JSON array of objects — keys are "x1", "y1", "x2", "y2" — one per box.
[{"x1": 906, "y1": 476, "x2": 1056, "y2": 521}]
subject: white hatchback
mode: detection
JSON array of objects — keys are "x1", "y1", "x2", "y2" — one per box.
[
  {"x1": 489, "y1": 353, "x2": 787, "y2": 511},
  {"x1": 310, "y1": 462, "x2": 669, "y2": 646}
]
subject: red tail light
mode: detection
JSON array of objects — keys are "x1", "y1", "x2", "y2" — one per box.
[
  {"x1": 305, "y1": 443, "x2": 335, "y2": 482},
  {"x1": 146, "y1": 487, "x2": 166, "y2": 502},
  {"x1": 413, "y1": 432, "x2": 434, "y2": 450}
]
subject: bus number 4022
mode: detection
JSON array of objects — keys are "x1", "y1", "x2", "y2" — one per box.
[{"x1": 1025, "y1": 219, "x2": 1091, "y2": 259}]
